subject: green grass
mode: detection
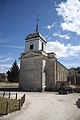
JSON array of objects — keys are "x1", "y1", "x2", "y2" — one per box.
[
  {"x1": 0, "y1": 82, "x2": 19, "y2": 88},
  {"x1": 0, "y1": 97, "x2": 19, "y2": 116}
]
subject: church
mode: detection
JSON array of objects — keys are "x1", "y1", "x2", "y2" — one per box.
[{"x1": 19, "y1": 20, "x2": 68, "y2": 92}]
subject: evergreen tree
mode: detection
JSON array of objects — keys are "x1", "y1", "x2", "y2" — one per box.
[
  {"x1": 7, "y1": 60, "x2": 19, "y2": 82},
  {"x1": 73, "y1": 66, "x2": 80, "y2": 74}
]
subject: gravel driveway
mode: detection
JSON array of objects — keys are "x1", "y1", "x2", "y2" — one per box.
[{"x1": 0, "y1": 92, "x2": 80, "y2": 120}]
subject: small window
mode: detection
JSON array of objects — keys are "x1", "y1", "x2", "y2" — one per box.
[
  {"x1": 42, "y1": 43, "x2": 44, "y2": 50},
  {"x1": 30, "y1": 44, "x2": 34, "y2": 50}
]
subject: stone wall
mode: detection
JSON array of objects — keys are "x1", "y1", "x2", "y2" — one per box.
[
  {"x1": 19, "y1": 56, "x2": 43, "y2": 91},
  {"x1": 19, "y1": 52, "x2": 68, "y2": 91},
  {"x1": 45, "y1": 58, "x2": 68, "y2": 90},
  {"x1": 56, "y1": 61, "x2": 68, "y2": 89},
  {"x1": 56, "y1": 62, "x2": 68, "y2": 82},
  {"x1": 46, "y1": 58, "x2": 56, "y2": 91}
]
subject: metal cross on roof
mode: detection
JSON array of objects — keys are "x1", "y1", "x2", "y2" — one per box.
[{"x1": 35, "y1": 15, "x2": 40, "y2": 32}]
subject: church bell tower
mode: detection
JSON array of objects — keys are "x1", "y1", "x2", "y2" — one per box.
[
  {"x1": 24, "y1": 16, "x2": 46, "y2": 53},
  {"x1": 19, "y1": 17, "x2": 47, "y2": 92}
]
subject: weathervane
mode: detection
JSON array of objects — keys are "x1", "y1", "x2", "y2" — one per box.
[{"x1": 35, "y1": 15, "x2": 40, "y2": 32}]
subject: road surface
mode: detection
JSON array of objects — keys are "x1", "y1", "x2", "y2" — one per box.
[{"x1": 0, "y1": 92, "x2": 80, "y2": 120}]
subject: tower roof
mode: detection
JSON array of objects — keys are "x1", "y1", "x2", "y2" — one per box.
[{"x1": 25, "y1": 32, "x2": 46, "y2": 43}]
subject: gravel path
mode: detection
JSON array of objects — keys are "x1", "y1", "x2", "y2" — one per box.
[{"x1": 0, "y1": 92, "x2": 80, "y2": 120}]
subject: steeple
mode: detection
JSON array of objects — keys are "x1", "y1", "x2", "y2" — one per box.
[
  {"x1": 36, "y1": 15, "x2": 39, "y2": 32},
  {"x1": 24, "y1": 16, "x2": 46, "y2": 53}
]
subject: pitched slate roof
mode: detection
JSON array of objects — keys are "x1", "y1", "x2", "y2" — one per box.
[{"x1": 25, "y1": 32, "x2": 46, "y2": 43}]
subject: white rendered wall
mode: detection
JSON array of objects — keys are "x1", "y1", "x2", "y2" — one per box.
[{"x1": 24, "y1": 38, "x2": 46, "y2": 53}]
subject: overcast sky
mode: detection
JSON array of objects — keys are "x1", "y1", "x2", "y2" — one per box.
[{"x1": 0, "y1": 0, "x2": 80, "y2": 73}]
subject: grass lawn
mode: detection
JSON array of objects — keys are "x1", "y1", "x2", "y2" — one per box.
[
  {"x1": 0, "y1": 82, "x2": 19, "y2": 88},
  {"x1": 0, "y1": 97, "x2": 19, "y2": 116}
]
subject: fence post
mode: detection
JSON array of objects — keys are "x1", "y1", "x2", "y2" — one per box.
[
  {"x1": 23, "y1": 95, "x2": 24, "y2": 103},
  {"x1": 3, "y1": 91, "x2": 5, "y2": 97},
  {"x1": 24, "y1": 94, "x2": 25, "y2": 102},
  {"x1": 19, "y1": 99, "x2": 21, "y2": 110},
  {"x1": 6, "y1": 101, "x2": 9, "y2": 115},
  {"x1": 21, "y1": 97, "x2": 23, "y2": 106},
  {"x1": 9, "y1": 92, "x2": 10, "y2": 99},
  {"x1": 16, "y1": 93, "x2": 17, "y2": 100}
]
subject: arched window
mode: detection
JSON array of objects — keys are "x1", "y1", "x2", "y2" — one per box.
[{"x1": 30, "y1": 44, "x2": 34, "y2": 50}]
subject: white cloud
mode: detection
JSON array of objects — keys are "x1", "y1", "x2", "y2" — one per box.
[
  {"x1": 0, "y1": 56, "x2": 15, "y2": 72},
  {"x1": 46, "y1": 41, "x2": 80, "y2": 58},
  {"x1": 44, "y1": 35, "x2": 51, "y2": 40},
  {"x1": 64, "y1": 62, "x2": 80, "y2": 68},
  {"x1": 0, "y1": 64, "x2": 12, "y2": 73},
  {"x1": 53, "y1": 33, "x2": 70, "y2": 39},
  {"x1": 0, "y1": 45, "x2": 24, "y2": 49},
  {"x1": 0, "y1": 64, "x2": 11, "y2": 68},
  {"x1": 0, "y1": 57, "x2": 13, "y2": 63},
  {"x1": 45, "y1": 23, "x2": 55, "y2": 29},
  {"x1": 0, "y1": 57, "x2": 20, "y2": 72},
  {"x1": 18, "y1": 63, "x2": 20, "y2": 69},
  {"x1": 56, "y1": 0, "x2": 80, "y2": 35}
]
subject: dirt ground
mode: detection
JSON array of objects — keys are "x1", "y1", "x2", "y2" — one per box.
[{"x1": 0, "y1": 92, "x2": 80, "y2": 120}]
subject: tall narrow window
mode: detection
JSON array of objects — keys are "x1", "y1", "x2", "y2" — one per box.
[
  {"x1": 42, "y1": 43, "x2": 44, "y2": 51},
  {"x1": 30, "y1": 44, "x2": 34, "y2": 50}
]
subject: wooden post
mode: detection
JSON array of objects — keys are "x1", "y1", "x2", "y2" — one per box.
[
  {"x1": 19, "y1": 99, "x2": 21, "y2": 110},
  {"x1": 9, "y1": 92, "x2": 10, "y2": 99},
  {"x1": 22, "y1": 96, "x2": 24, "y2": 105},
  {"x1": 6, "y1": 102, "x2": 9, "y2": 115},
  {"x1": 16, "y1": 93, "x2": 17, "y2": 99},
  {"x1": 21, "y1": 97, "x2": 23, "y2": 106},
  {"x1": 24, "y1": 94, "x2": 25, "y2": 102},
  {"x1": 3, "y1": 91, "x2": 5, "y2": 97},
  {"x1": 23, "y1": 95, "x2": 24, "y2": 103}
]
